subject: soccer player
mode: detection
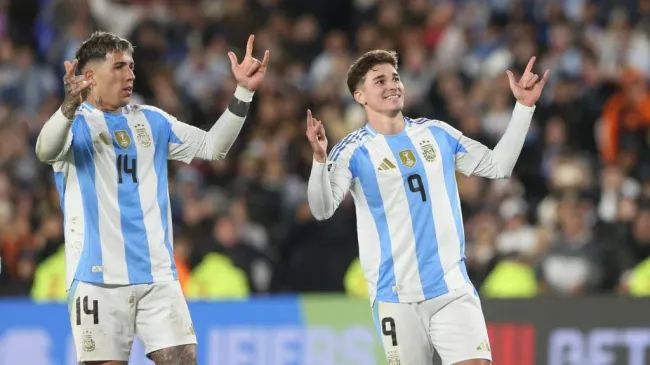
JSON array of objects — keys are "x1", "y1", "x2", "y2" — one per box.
[
  {"x1": 305, "y1": 51, "x2": 548, "y2": 365},
  {"x1": 35, "y1": 31, "x2": 269, "y2": 365}
]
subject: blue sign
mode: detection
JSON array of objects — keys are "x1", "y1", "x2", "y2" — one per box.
[{"x1": 0, "y1": 297, "x2": 380, "y2": 365}]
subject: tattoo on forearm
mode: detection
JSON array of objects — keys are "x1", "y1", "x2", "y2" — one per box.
[
  {"x1": 148, "y1": 344, "x2": 196, "y2": 365},
  {"x1": 228, "y1": 97, "x2": 250, "y2": 117},
  {"x1": 61, "y1": 81, "x2": 79, "y2": 119}
]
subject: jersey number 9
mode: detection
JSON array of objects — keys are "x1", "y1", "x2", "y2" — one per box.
[
  {"x1": 117, "y1": 154, "x2": 138, "y2": 184},
  {"x1": 407, "y1": 174, "x2": 426, "y2": 202}
]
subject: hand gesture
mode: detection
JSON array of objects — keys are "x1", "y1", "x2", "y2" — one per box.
[
  {"x1": 506, "y1": 56, "x2": 550, "y2": 107},
  {"x1": 228, "y1": 35, "x2": 270, "y2": 92},
  {"x1": 61, "y1": 59, "x2": 92, "y2": 119},
  {"x1": 305, "y1": 109, "x2": 328, "y2": 163}
]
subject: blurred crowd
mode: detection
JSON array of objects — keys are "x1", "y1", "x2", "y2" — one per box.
[{"x1": 2, "y1": 0, "x2": 650, "y2": 300}]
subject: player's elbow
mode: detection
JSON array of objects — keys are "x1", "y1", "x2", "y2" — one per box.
[
  {"x1": 35, "y1": 140, "x2": 54, "y2": 163},
  {"x1": 307, "y1": 200, "x2": 333, "y2": 221},
  {"x1": 498, "y1": 169, "x2": 512, "y2": 179},
  {"x1": 210, "y1": 151, "x2": 227, "y2": 161},
  {"x1": 309, "y1": 206, "x2": 333, "y2": 221}
]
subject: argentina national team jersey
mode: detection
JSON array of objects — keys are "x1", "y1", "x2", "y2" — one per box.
[
  {"x1": 326, "y1": 117, "x2": 486, "y2": 304},
  {"x1": 51, "y1": 101, "x2": 205, "y2": 289}
]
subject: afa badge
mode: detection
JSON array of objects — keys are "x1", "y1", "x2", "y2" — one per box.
[
  {"x1": 398, "y1": 149, "x2": 416, "y2": 168},
  {"x1": 419, "y1": 140, "x2": 436, "y2": 162},
  {"x1": 134, "y1": 123, "x2": 152, "y2": 148},
  {"x1": 81, "y1": 331, "x2": 96, "y2": 352},
  {"x1": 113, "y1": 130, "x2": 131, "y2": 149}
]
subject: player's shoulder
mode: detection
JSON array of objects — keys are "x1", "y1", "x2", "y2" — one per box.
[
  {"x1": 328, "y1": 126, "x2": 372, "y2": 162},
  {"x1": 406, "y1": 116, "x2": 461, "y2": 136},
  {"x1": 407, "y1": 116, "x2": 446, "y2": 128},
  {"x1": 128, "y1": 104, "x2": 177, "y2": 125}
]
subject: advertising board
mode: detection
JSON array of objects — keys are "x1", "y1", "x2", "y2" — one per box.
[{"x1": 0, "y1": 296, "x2": 649, "y2": 364}]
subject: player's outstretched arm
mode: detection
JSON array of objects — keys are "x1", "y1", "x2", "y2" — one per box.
[
  {"x1": 35, "y1": 59, "x2": 91, "y2": 163},
  {"x1": 455, "y1": 56, "x2": 550, "y2": 179},
  {"x1": 305, "y1": 110, "x2": 352, "y2": 220},
  {"x1": 171, "y1": 35, "x2": 270, "y2": 162}
]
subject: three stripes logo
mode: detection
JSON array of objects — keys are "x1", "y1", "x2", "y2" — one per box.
[{"x1": 377, "y1": 158, "x2": 397, "y2": 171}]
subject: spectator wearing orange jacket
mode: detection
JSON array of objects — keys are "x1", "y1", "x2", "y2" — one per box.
[{"x1": 600, "y1": 67, "x2": 650, "y2": 165}]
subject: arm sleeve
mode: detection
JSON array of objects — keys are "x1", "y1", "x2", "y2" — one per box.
[
  {"x1": 445, "y1": 102, "x2": 535, "y2": 178},
  {"x1": 35, "y1": 108, "x2": 74, "y2": 164},
  {"x1": 307, "y1": 146, "x2": 354, "y2": 221},
  {"x1": 167, "y1": 86, "x2": 254, "y2": 163}
]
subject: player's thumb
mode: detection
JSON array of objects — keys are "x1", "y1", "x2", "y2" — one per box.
[
  {"x1": 228, "y1": 52, "x2": 238, "y2": 72},
  {"x1": 505, "y1": 70, "x2": 517, "y2": 90}
]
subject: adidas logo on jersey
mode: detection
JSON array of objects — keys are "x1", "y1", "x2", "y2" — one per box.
[
  {"x1": 377, "y1": 158, "x2": 397, "y2": 171},
  {"x1": 476, "y1": 339, "x2": 491, "y2": 352}
]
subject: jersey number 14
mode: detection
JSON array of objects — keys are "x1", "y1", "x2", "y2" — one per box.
[{"x1": 116, "y1": 154, "x2": 138, "y2": 184}]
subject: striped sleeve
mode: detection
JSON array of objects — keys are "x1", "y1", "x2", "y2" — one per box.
[
  {"x1": 308, "y1": 129, "x2": 366, "y2": 220},
  {"x1": 412, "y1": 102, "x2": 535, "y2": 178}
]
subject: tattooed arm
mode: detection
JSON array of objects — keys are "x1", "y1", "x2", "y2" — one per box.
[
  {"x1": 35, "y1": 59, "x2": 91, "y2": 163},
  {"x1": 148, "y1": 344, "x2": 196, "y2": 365}
]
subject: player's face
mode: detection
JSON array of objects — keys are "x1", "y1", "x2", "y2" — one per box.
[
  {"x1": 358, "y1": 63, "x2": 404, "y2": 114},
  {"x1": 91, "y1": 51, "x2": 135, "y2": 108}
]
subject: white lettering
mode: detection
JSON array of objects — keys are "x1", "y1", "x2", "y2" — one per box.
[
  {"x1": 623, "y1": 329, "x2": 650, "y2": 365},
  {"x1": 341, "y1": 326, "x2": 375, "y2": 365},
  {"x1": 549, "y1": 328, "x2": 584, "y2": 365},
  {"x1": 271, "y1": 328, "x2": 301, "y2": 364},
  {"x1": 0, "y1": 329, "x2": 53, "y2": 365},
  {"x1": 228, "y1": 327, "x2": 257, "y2": 365},
  {"x1": 588, "y1": 328, "x2": 617, "y2": 365},
  {"x1": 548, "y1": 328, "x2": 650, "y2": 365},
  {"x1": 207, "y1": 326, "x2": 378, "y2": 364},
  {"x1": 305, "y1": 327, "x2": 335, "y2": 365}
]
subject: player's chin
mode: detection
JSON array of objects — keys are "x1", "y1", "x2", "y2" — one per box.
[
  {"x1": 118, "y1": 96, "x2": 131, "y2": 106},
  {"x1": 381, "y1": 100, "x2": 403, "y2": 113}
]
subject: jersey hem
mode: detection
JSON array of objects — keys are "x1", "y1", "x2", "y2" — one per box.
[
  {"x1": 72, "y1": 276, "x2": 178, "y2": 287},
  {"x1": 374, "y1": 280, "x2": 470, "y2": 304}
]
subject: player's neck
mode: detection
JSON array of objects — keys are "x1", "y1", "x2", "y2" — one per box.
[
  {"x1": 366, "y1": 109, "x2": 405, "y2": 136},
  {"x1": 86, "y1": 95, "x2": 121, "y2": 113}
]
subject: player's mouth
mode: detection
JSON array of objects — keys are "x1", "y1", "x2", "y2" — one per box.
[
  {"x1": 122, "y1": 87, "x2": 133, "y2": 96},
  {"x1": 383, "y1": 94, "x2": 401, "y2": 100}
]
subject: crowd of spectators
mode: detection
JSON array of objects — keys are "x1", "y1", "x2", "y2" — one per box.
[{"x1": 2, "y1": 0, "x2": 650, "y2": 300}]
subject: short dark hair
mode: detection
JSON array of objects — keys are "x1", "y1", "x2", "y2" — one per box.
[
  {"x1": 346, "y1": 50, "x2": 399, "y2": 95},
  {"x1": 75, "y1": 31, "x2": 134, "y2": 71}
]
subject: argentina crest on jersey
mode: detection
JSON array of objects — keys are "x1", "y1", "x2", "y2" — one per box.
[
  {"x1": 419, "y1": 139, "x2": 437, "y2": 162},
  {"x1": 113, "y1": 130, "x2": 131, "y2": 149},
  {"x1": 134, "y1": 123, "x2": 152, "y2": 148}
]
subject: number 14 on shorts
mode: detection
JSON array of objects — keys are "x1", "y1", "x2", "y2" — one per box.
[{"x1": 76, "y1": 296, "x2": 99, "y2": 325}]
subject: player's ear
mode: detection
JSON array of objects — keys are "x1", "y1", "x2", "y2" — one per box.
[
  {"x1": 353, "y1": 90, "x2": 366, "y2": 105},
  {"x1": 83, "y1": 69, "x2": 96, "y2": 86}
]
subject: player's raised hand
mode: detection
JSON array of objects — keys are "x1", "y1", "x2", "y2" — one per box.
[
  {"x1": 61, "y1": 59, "x2": 92, "y2": 119},
  {"x1": 506, "y1": 56, "x2": 550, "y2": 107},
  {"x1": 305, "y1": 109, "x2": 328, "y2": 163},
  {"x1": 228, "y1": 34, "x2": 270, "y2": 92}
]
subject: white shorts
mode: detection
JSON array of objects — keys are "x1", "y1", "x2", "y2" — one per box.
[
  {"x1": 372, "y1": 282, "x2": 492, "y2": 365},
  {"x1": 67, "y1": 279, "x2": 197, "y2": 363}
]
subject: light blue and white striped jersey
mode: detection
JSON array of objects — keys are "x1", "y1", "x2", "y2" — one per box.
[
  {"x1": 326, "y1": 116, "x2": 505, "y2": 304},
  {"x1": 51, "y1": 101, "x2": 208, "y2": 289}
]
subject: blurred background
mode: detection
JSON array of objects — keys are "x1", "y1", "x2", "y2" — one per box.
[{"x1": 1, "y1": 0, "x2": 650, "y2": 364}]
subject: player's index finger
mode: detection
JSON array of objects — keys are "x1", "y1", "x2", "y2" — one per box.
[
  {"x1": 246, "y1": 34, "x2": 254, "y2": 57},
  {"x1": 524, "y1": 56, "x2": 536, "y2": 75},
  {"x1": 64, "y1": 59, "x2": 78, "y2": 77}
]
